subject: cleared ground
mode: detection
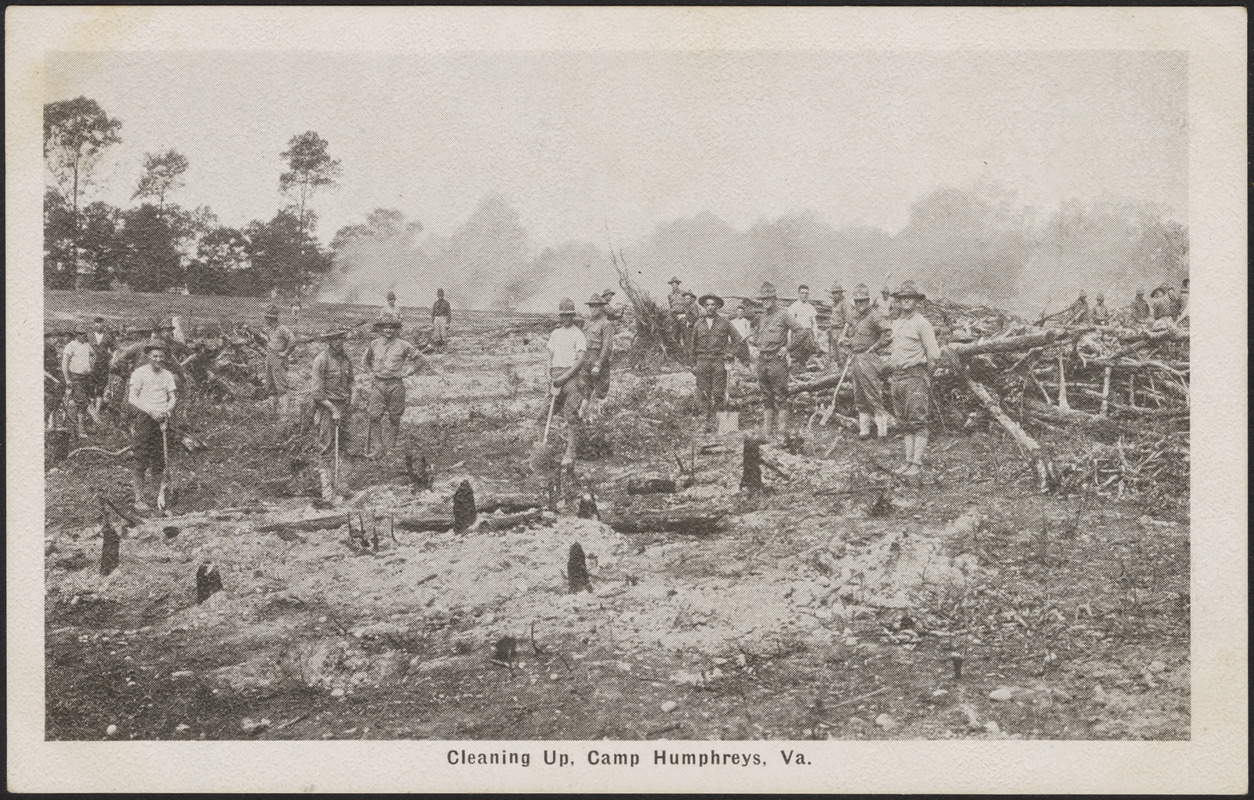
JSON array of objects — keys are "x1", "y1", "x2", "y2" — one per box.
[{"x1": 44, "y1": 290, "x2": 1189, "y2": 741}]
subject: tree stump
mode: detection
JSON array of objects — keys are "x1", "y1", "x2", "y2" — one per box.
[
  {"x1": 99, "y1": 519, "x2": 120, "y2": 577},
  {"x1": 195, "y1": 563, "x2": 223, "y2": 604},
  {"x1": 567, "y1": 543, "x2": 592, "y2": 593},
  {"x1": 452, "y1": 480, "x2": 476, "y2": 531},
  {"x1": 741, "y1": 439, "x2": 763, "y2": 491},
  {"x1": 576, "y1": 492, "x2": 598, "y2": 519}
]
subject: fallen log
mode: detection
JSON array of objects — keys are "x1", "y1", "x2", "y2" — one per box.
[
  {"x1": 477, "y1": 493, "x2": 544, "y2": 514},
  {"x1": 964, "y1": 375, "x2": 1056, "y2": 493},
  {"x1": 395, "y1": 513, "x2": 454, "y2": 533},
  {"x1": 1023, "y1": 397, "x2": 1120, "y2": 438},
  {"x1": 626, "y1": 475, "x2": 677, "y2": 495},
  {"x1": 478, "y1": 508, "x2": 544, "y2": 530},
  {"x1": 946, "y1": 327, "x2": 1091, "y2": 358},
  {"x1": 255, "y1": 513, "x2": 350, "y2": 533},
  {"x1": 602, "y1": 509, "x2": 725, "y2": 535}
]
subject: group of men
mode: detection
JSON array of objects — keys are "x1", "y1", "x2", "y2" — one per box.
[
  {"x1": 1061, "y1": 278, "x2": 1189, "y2": 327},
  {"x1": 661, "y1": 276, "x2": 940, "y2": 476}
]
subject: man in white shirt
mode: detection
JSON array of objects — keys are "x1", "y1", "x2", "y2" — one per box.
[
  {"x1": 545, "y1": 297, "x2": 587, "y2": 470},
  {"x1": 128, "y1": 342, "x2": 178, "y2": 511},
  {"x1": 379, "y1": 290, "x2": 403, "y2": 322},
  {"x1": 61, "y1": 328, "x2": 97, "y2": 437},
  {"x1": 789, "y1": 284, "x2": 822, "y2": 353}
]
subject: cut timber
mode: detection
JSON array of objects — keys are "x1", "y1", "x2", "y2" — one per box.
[
  {"x1": 965, "y1": 376, "x2": 1057, "y2": 493},
  {"x1": 477, "y1": 493, "x2": 543, "y2": 514},
  {"x1": 1023, "y1": 397, "x2": 1120, "y2": 439},
  {"x1": 478, "y1": 508, "x2": 543, "y2": 530},
  {"x1": 255, "y1": 513, "x2": 349, "y2": 533},
  {"x1": 627, "y1": 475, "x2": 677, "y2": 495},
  {"x1": 740, "y1": 439, "x2": 763, "y2": 491},
  {"x1": 1100, "y1": 367, "x2": 1112, "y2": 416},
  {"x1": 603, "y1": 508, "x2": 725, "y2": 535},
  {"x1": 453, "y1": 480, "x2": 477, "y2": 531},
  {"x1": 1056, "y1": 356, "x2": 1070, "y2": 411},
  {"x1": 758, "y1": 451, "x2": 793, "y2": 480},
  {"x1": 395, "y1": 513, "x2": 454, "y2": 533},
  {"x1": 99, "y1": 518, "x2": 120, "y2": 577}
]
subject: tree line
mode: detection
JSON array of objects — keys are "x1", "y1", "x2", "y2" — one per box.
[{"x1": 43, "y1": 96, "x2": 341, "y2": 296}]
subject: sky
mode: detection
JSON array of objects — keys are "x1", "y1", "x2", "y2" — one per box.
[{"x1": 45, "y1": 49, "x2": 1187, "y2": 250}]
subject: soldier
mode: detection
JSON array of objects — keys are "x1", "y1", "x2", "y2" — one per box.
[
  {"x1": 127, "y1": 341, "x2": 178, "y2": 512},
  {"x1": 602, "y1": 288, "x2": 625, "y2": 322},
  {"x1": 875, "y1": 286, "x2": 899, "y2": 320},
  {"x1": 579, "y1": 293, "x2": 615, "y2": 417},
  {"x1": 666, "y1": 276, "x2": 685, "y2": 312},
  {"x1": 363, "y1": 314, "x2": 422, "y2": 460},
  {"x1": 844, "y1": 284, "x2": 893, "y2": 439},
  {"x1": 546, "y1": 298, "x2": 588, "y2": 472},
  {"x1": 789, "y1": 284, "x2": 822, "y2": 353},
  {"x1": 887, "y1": 281, "x2": 941, "y2": 477},
  {"x1": 1091, "y1": 293, "x2": 1112, "y2": 325},
  {"x1": 261, "y1": 304, "x2": 296, "y2": 417},
  {"x1": 1132, "y1": 289, "x2": 1151, "y2": 321},
  {"x1": 749, "y1": 281, "x2": 809, "y2": 440},
  {"x1": 61, "y1": 327, "x2": 96, "y2": 437},
  {"x1": 827, "y1": 283, "x2": 855, "y2": 364},
  {"x1": 310, "y1": 328, "x2": 354, "y2": 499},
  {"x1": 379, "y1": 290, "x2": 403, "y2": 322},
  {"x1": 690, "y1": 293, "x2": 743, "y2": 433},
  {"x1": 1149, "y1": 285, "x2": 1174, "y2": 320},
  {"x1": 679, "y1": 290, "x2": 699, "y2": 346},
  {"x1": 88, "y1": 316, "x2": 115, "y2": 416},
  {"x1": 431, "y1": 288, "x2": 452, "y2": 346},
  {"x1": 1067, "y1": 291, "x2": 1091, "y2": 325},
  {"x1": 1177, "y1": 277, "x2": 1189, "y2": 323}
]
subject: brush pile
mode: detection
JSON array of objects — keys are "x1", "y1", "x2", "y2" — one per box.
[{"x1": 609, "y1": 250, "x2": 691, "y2": 369}]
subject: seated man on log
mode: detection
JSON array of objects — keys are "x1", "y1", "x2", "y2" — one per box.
[
  {"x1": 844, "y1": 284, "x2": 893, "y2": 440},
  {"x1": 689, "y1": 292, "x2": 743, "y2": 433},
  {"x1": 887, "y1": 280, "x2": 941, "y2": 477},
  {"x1": 749, "y1": 281, "x2": 809, "y2": 441}
]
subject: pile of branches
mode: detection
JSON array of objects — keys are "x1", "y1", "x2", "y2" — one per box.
[
  {"x1": 1054, "y1": 429, "x2": 1189, "y2": 505},
  {"x1": 789, "y1": 298, "x2": 1189, "y2": 496},
  {"x1": 609, "y1": 248, "x2": 691, "y2": 369}
]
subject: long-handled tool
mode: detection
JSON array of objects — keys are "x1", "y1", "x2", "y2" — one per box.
[
  {"x1": 819, "y1": 357, "x2": 853, "y2": 425},
  {"x1": 157, "y1": 421, "x2": 174, "y2": 512},
  {"x1": 333, "y1": 416, "x2": 341, "y2": 500},
  {"x1": 529, "y1": 353, "x2": 558, "y2": 474}
]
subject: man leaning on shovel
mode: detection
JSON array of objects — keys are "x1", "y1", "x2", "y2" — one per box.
[
  {"x1": 311, "y1": 327, "x2": 354, "y2": 500},
  {"x1": 690, "y1": 292, "x2": 743, "y2": 434},
  {"x1": 127, "y1": 340, "x2": 177, "y2": 512}
]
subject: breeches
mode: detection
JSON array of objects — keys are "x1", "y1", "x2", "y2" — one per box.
[
  {"x1": 694, "y1": 358, "x2": 727, "y2": 410},
  {"x1": 755, "y1": 355, "x2": 789, "y2": 410},
  {"x1": 890, "y1": 366, "x2": 930, "y2": 432},
  {"x1": 368, "y1": 379, "x2": 406, "y2": 420},
  {"x1": 850, "y1": 351, "x2": 888, "y2": 415}
]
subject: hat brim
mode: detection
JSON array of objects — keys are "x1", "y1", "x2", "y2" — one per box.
[
  {"x1": 698, "y1": 294, "x2": 724, "y2": 308},
  {"x1": 143, "y1": 343, "x2": 168, "y2": 353},
  {"x1": 891, "y1": 291, "x2": 925, "y2": 300}
]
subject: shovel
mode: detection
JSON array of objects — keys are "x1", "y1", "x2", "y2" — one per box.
[
  {"x1": 529, "y1": 353, "x2": 558, "y2": 474},
  {"x1": 333, "y1": 417, "x2": 341, "y2": 503},
  {"x1": 715, "y1": 370, "x2": 739, "y2": 434},
  {"x1": 157, "y1": 420, "x2": 176, "y2": 513}
]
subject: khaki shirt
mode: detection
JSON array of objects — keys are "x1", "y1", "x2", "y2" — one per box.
[
  {"x1": 265, "y1": 324, "x2": 295, "y2": 354},
  {"x1": 888, "y1": 312, "x2": 940, "y2": 371},
  {"x1": 364, "y1": 336, "x2": 420, "y2": 379},
  {"x1": 847, "y1": 307, "x2": 891, "y2": 354},
  {"x1": 753, "y1": 307, "x2": 806, "y2": 358},
  {"x1": 691, "y1": 314, "x2": 743, "y2": 360},
  {"x1": 310, "y1": 349, "x2": 354, "y2": 402},
  {"x1": 582, "y1": 317, "x2": 615, "y2": 367}
]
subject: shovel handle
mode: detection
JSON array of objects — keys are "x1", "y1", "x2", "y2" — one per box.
[{"x1": 542, "y1": 394, "x2": 557, "y2": 444}]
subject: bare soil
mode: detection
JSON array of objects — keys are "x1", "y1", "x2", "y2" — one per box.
[{"x1": 44, "y1": 291, "x2": 1189, "y2": 741}]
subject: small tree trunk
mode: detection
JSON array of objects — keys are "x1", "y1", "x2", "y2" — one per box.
[
  {"x1": 100, "y1": 519, "x2": 120, "y2": 576},
  {"x1": 1057, "y1": 356, "x2": 1069, "y2": 411},
  {"x1": 567, "y1": 543, "x2": 592, "y2": 593},
  {"x1": 195, "y1": 563, "x2": 223, "y2": 603},
  {"x1": 452, "y1": 480, "x2": 476, "y2": 531},
  {"x1": 1099, "y1": 367, "x2": 1112, "y2": 416},
  {"x1": 741, "y1": 439, "x2": 763, "y2": 492}
]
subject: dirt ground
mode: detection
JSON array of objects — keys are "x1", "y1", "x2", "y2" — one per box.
[{"x1": 44, "y1": 292, "x2": 1189, "y2": 741}]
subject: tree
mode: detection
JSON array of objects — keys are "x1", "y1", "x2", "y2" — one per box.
[
  {"x1": 245, "y1": 209, "x2": 333, "y2": 297},
  {"x1": 43, "y1": 190, "x2": 77, "y2": 288},
  {"x1": 189, "y1": 226, "x2": 250, "y2": 295},
  {"x1": 279, "y1": 131, "x2": 341, "y2": 293},
  {"x1": 44, "y1": 98, "x2": 123, "y2": 285},
  {"x1": 78, "y1": 201, "x2": 126, "y2": 290},
  {"x1": 132, "y1": 149, "x2": 189, "y2": 214},
  {"x1": 120, "y1": 204, "x2": 185, "y2": 293}
]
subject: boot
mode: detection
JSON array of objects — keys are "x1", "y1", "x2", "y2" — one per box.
[
  {"x1": 562, "y1": 425, "x2": 578, "y2": 466},
  {"x1": 761, "y1": 408, "x2": 776, "y2": 439},
  {"x1": 777, "y1": 409, "x2": 791, "y2": 441},
  {"x1": 704, "y1": 409, "x2": 717, "y2": 434},
  {"x1": 896, "y1": 433, "x2": 914, "y2": 474},
  {"x1": 858, "y1": 413, "x2": 872, "y2": 439},
  {"x1": 909, "y1": 432, "x2": 929, "y2": 474},
  {"x1": 381, "y1": 419, "x2": 399, "y2": 457},
  {"x1": 875, "y1": 412, "x2": 891, "y2": 439}
]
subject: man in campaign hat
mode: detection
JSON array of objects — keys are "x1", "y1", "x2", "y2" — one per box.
[
  {"x1": 602, "y1": 287, "x2": 625, "y2": 322},
  {"x1": 379, "y1": 290, "x2": 403, "y2": 323},
  {"x1": 750, "y1": 281, "x2": 810, "y2": 440},
  {"x1": 887, "y1": 280, "x2": 940, "y2": 477},
  {"x1": 431, "y1": 289, "x2": 452, "y2": 347},
  {"x1": 311, "y1": 327, "x2": 355, "y2": 498},
  {"x1": 690, "y1": 292, "x2": 743, "y2": 433},
  {"x1": 363, "y1": 314, "x2": 422, "y2": 460},
  {"x1": 827, "y1": 282, "x2": 855, "y2": 363},
  {"x1": 261, "y1": 303, "x2": 296, "y2": 418},
  {"x1": 666, "y1": 276, "x2": 685, "y2": 311},
  {"x1": 1131, "y1": 289, "x2": 1151, "y2": 322},
  {"x1": 579, "y1": 293, "x2": 615, "y2": 417},
  {"x1": 127, "y1": 340, "x2": 178, "y2": 511},
  {"x1": 1067, "y1": 291, "x2": 1091, "y2": 325},
  {"x1": 844, "y1": 284, "x2": 893, "y2": 439},
  {"x1": 1091, "y1": 292, "x2": 1111, "y2": 326},
  {"x1": 546, "y1": 297, "x2": 588, "y2": 471},
  {"x1": 61, "y1": 326, "x2": 97, "y2": 437}
]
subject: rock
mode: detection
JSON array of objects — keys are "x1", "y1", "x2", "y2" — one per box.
[
  {"x1": 874, "y1": 713, "x2": 896, "y2": 730},
  {"x1": 175, "y1": 724, "x2": 190, "y2": 732},
  {"x1": 983, "y1": 720, "x2": 1001, "y2": 734},
  {"x1": 660, "y1": 700, "x2": 678, "y2": 713},
  {"x1": 1092, "y1": 685, "x2": 1108, "y2": 705},
  {"x1": 712, "y1": 657, "x2": 728, "y2": 666},
  {"x1": 106, "y1": 724, "x2": 118, "y2": 737},
  {"x1": 932, "y1": 689, "x2": 948, "y2": 697},
  {"x1": 1148, "y1": 660, "x2": 1168, "y2": 674},
  {"x1": 241, "y1": 717, "x2": 271, "y2": 734},
  {"x1": 826, "y1": 537, "x2": 847, "y2": 558},
  {"x1": 988, "y1": 687, "x2": 1016, "y2": 702},
  {"x1": 330, "y1": 687, "x2": 345, "y2": 697}
]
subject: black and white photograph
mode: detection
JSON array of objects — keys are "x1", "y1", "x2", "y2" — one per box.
[{"x1": 7, "y1": 6, "x2": 1246, "y2": 794}]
